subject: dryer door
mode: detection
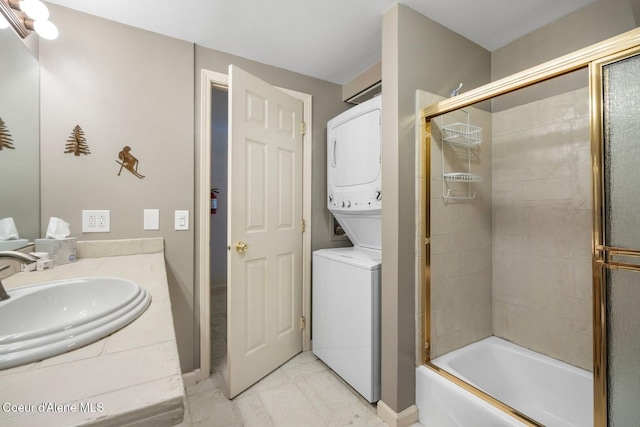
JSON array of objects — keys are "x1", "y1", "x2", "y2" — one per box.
[{"x1": 329, "y1": 108, "x2": 381, "y2": 188}]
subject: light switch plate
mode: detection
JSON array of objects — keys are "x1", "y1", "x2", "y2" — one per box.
[
  {"x1": 174, "y1": 210, "x2": 189, "y2": 231},
  {"x1": 144, "y1": 209, "x2": 160, "y2": 230}
]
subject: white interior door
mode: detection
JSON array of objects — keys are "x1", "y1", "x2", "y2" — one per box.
[{"x1": 226, "y1": 65, "x2": 304, "y2": 398}]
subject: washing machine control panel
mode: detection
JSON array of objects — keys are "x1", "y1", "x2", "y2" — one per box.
[{"x1": 328, "y1": 187, "x2": 381, "y2": 212}]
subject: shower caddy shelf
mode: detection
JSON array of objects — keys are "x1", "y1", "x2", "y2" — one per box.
[
  {"x1": 440, "y1": 113, "x2": 482, "y2": 200},
  {"x1": 442, "y1": 123, "x2": 482, "y2": 148},
  {"x1": 443, "y1": 172, "x2": 482, "y2": 182}
]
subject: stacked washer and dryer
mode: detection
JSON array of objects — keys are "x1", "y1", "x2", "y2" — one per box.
[{"x1": 312, "y1": 95, "x2": 382, "y2": 403}]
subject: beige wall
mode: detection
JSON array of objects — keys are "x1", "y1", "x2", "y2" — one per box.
[
  {"x1": 381, "y1": 3, "x2": 491, "y2": 413},
  {"x1": 37, "y1": 4, "x2": 348, "y2": 375},
  {"x1": 493, "y1": 0, "x2": 637, "y2": 79},
  {"x1": 428, "y1": 103, "x2": 493, "y2": 359},
  {"x1": 492, "y1": 87, "x2": 592, "y2": 371},
  {"x1": 342, "y1": 61, "x2": 381, "y2": 102},
  {"x1": 492, "y1": 0, "x2": 637, "y2": 112},
  {"x1": 40, "y1": 5, "x2": 196, "y2": 371}
]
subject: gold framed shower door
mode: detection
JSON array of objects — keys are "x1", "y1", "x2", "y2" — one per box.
[
  {"x1": 419, "y1": 28, "x2": 640, "y2": 427},
  {"x1": 590, "y1": 44, "x2": 640, "y2": 427}
]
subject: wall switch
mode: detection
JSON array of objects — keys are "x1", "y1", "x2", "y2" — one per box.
[
  {"x1": 144, "y1": 209, "x2": 160, "y2": 230},
  {"x1": 82, "y1": 210, "x2": 110, "y2": 233},
  {"x1": 174, "y1": 210, "x2": 189, "y2": 231}
]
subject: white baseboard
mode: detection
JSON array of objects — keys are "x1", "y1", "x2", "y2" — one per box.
[
  {"x1": 377, "y1": 400, "x2": 419, "y2": 427},
  {"x1": 181, "y1": 370, "x2": 198, "y2": 388}
]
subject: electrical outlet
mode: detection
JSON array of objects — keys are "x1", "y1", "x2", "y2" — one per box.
[{"x1": 82, "y1": 210, "x2": 110, "y2": 233}]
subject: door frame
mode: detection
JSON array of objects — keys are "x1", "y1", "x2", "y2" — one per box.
[{"x1": 196, "y1": 68, "x2": 312, "y2": 382}]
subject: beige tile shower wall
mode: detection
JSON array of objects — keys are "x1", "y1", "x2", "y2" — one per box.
[
  {"x1": 492, "y1": 87, "x2": 592, "y2": 371},
  {"x1": 429, "y1": 105, "x2": 493, "y2": 359}
]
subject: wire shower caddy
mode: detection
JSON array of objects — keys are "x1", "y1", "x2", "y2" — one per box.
[{"x1": 440, "y1": 110, "x2": 482, "y2": 200}]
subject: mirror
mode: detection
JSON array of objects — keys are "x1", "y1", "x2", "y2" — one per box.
[{"x1": 0, "y1": 28, "x2": 40, "y2": 247}]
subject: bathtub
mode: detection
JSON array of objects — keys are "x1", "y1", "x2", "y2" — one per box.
[{"x1": 415, "y1": 337, "x2": 593, "y2": 427}]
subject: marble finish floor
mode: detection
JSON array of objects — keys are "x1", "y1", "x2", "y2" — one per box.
[
  {"x1": 177, "y1": 287, "x2": 387, "y2": 426},
  {"x1": 179, "y1": 351, "x2": 387, "y2": 426},
  {"x1": 210, "y1": 286, "x2": 227, "y2": 374}
]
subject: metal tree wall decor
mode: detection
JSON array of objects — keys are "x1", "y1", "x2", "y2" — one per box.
[
  {"x1": 116, "y1": 146, "x2": 145, "y2": 179},
  {"x1": 64, "y1": 125, "x2": 91, "y2": 156},
  {"x1": 0, "y1": 117, "x2": 15, "y2": 151}
]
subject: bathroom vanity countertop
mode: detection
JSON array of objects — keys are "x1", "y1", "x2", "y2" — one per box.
[{"x1": 0, "y1": 239, "x2": 184, "y2": 426}]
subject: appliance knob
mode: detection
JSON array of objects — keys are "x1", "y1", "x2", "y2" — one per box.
[
  {"x1": 341, "y1": 201, "x2": 345, "y2": 208},
  {"x1": 346, "y1": 201, "x2": 351, "y2": 208},
  {"x1": 328, "y1": 195, "x2": 333, "y2": 202},
  {"x1": 376, "y1": 191, "x2": 382, "y2": 201}
]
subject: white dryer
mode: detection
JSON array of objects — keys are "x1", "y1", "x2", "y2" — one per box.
[
  {"x1": 312, "y1": 95, "x2": 382, "y2": 403},
  {"x1": 326, "y1": 96, "x2": 382, "y2": 248}
]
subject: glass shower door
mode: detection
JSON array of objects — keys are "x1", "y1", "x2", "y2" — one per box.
[{"x1": 598, "y1": 50, "x2": 640, "y2": 426}]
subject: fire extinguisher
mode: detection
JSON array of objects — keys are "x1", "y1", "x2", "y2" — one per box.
[{"x1": 211, "y1": 188, "x2": 219, "y2": 214}]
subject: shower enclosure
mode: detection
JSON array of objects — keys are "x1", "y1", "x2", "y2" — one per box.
[{"x1": 417, "y1": 28, "x2": 640, "y2": 427}]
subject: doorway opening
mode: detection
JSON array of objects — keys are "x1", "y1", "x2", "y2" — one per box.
[
  {"x1": 197, "y1": 68, "x2": 313, "y2": 388},
  {"x1": 209, "y1": 84, "x2": 229, "y2": 374}
]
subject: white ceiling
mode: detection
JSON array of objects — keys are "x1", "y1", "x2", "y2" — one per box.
[{"x1": 45, "y1": 0, "x2": 597, "y2": 84}]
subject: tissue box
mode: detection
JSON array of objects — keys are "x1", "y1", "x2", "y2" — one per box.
[{"x1": 35, "y1": 238, "x2": 77, "y2": 265}]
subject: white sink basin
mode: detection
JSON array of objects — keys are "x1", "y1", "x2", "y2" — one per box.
[{"x1": 0, "y1": 277, "x2": 151, "y2": 369}]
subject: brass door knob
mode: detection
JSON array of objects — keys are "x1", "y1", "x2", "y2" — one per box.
[{"x1": 235, "y1": 241, "x2": 249, "y2": 254}]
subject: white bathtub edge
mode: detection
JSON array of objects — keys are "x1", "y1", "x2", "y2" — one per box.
[
  {"x1": 415, "y1": 365, "x2": 527, "y2": 427},
  {"x1": 429, "y1": 336, "x2": 593, "y2": 427}
]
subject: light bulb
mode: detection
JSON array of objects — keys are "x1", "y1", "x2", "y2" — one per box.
[
  {"x1": 20, "y1": 0, "x2": 49, "y2": 21},
  {"x1": 0, "y1": 14, "x2": 10, "y2": 30},
  {"x1": 33, "y1": 19, "x2": 58, "y2": 40}
]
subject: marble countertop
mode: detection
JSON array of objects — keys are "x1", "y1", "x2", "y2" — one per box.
[{"x1": 0, "y1": 238, "x2": 185, "y2": 426}]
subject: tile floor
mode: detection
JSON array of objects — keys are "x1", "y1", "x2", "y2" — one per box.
[
  {"x1": 210, "y1": 286, "x2": 227, "y2": 374},
  {"x1": 179, "y1": 352, "x2": 387, "y2": 426},
  {"x1": 176, "y1": 287, "x2": 387, "y2": 426}
]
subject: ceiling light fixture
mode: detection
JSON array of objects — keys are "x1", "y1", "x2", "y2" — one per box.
[
  {"x1": 0, "y1": 0, "x2": 57, "y2": 39},
  {"x1": 24, "y1": 17, "x2": 57, "y2": 39},
  {"x1": 10, "y1": 0, "x2": 49, "y2": 20}
]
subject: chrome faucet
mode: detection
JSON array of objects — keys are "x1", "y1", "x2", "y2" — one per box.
[{"x1": 0, "y1": 251, "x2": 39, "y2": 301}]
